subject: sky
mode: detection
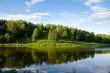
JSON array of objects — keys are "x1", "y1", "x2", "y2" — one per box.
[{"x1": 0, "y1": 0, "x2": 110, "y2": 34}]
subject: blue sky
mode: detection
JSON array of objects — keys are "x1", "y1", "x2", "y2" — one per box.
[{"x1": 0, "y1": 0, "x2": 110, "y2": 34}]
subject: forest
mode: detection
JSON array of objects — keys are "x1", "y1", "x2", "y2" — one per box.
[{"x1": 0, "y1": 19, "x2": 110, "y2": 44}]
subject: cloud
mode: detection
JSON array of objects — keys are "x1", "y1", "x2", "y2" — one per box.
[
  {"x1": 90, "y1": 5, "x2": 110, "y2": 24},
  {"x1": 0, "y1": 13, "x2": 49, "y2": 21},
  {"x1": 91, "y1": 66, "x2": 110, "y2": 73},
  {"x1": 59, "y1": 12, "x2": 75, "y2": 17},
  {"x1": 90, "y1": 10, "x2": 110, "y2": 24},
  {"x1": 25, "y1": 0, "x2": 45, "y2": 7},
  {"x1": 84, "y1": 0, "x2": 110, "y2": 24},
  {"x1": 91, "y1": 5, "x2": 108, "y2": 12},
  {"x1": 84, "y1": 0, "x2": 102, "y2": 6},
  {"x1": 78, "y1": 19, "x2": 86, "y2": 23},
  {"x1": 83, "y1": 11, "x2": 90, "y2": 14},
  {"x1": 25, "y1": 9, "x2": 31, "y2": 12}
]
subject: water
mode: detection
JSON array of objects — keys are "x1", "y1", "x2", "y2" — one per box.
[{"x1": 0, "y1": 47, "x2": 110, "y2": 73}]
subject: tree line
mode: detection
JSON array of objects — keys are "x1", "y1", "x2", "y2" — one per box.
[{"x1": 0, "y1": 20, "x2": 110, "y2": 43}]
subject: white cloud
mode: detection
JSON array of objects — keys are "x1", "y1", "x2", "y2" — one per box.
[
  {"x1": 83, "y1": 11, "x2": 90, "y2": 14},
  {"x1": 78, "y1": 19, "x2": 86, "y2": 23},
  {"x1": 84, "y1": 0, "x2": 102, "y2": 6},
  {"x1": 90, "y1": 5, "x2": 110, "y2": 24},
  {"x1": 0, "y1": 13, "x2": 48, "y2": 21},
  {"x1": 25, "y1": 0, "x2": 45, "y2": 7},
  {"x1": 25, "y1": 9, "x2": 31, "y2": 12},
  {"x1": 84, "y1": 0, "x2": 110, "y2": 24},
  {"x1": 90, "y1": 10, "x2": 110, "y2": 24},
  {"x1": 91, "y1": 5, "x2": 108, "y2": 12}
]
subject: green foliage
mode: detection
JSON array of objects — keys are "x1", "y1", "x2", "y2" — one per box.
[
  {"x1": 0, "y1": 20, "x2": 6, "y2": 35},
  {"x1": 6, "y1": 20, "x2": 19, "y2": 34},
  {"x1": 4, "y1": 33, "x2": 13, "y2": 42},
  {"x1": 61, "y1": 31, "x2": 68, "y2": 39},
  {"x1": 0, "y1": 35, "x2": 5, "y2": 43},
  {"x1": 0, "y1": 19, "x2": 110, "y2": 44},
  {"x1": 48, "y1": 29, "x2": 57, "y2": 41},
  {"x1": 32, "y1": 28, "x2": 39, "y2": 42},
  {"x1": 45, "y1": 24, "x2": 56, "y2": 30},
  {"x1": 0, "y1": 20, "x2": 35, "y2": 43}
]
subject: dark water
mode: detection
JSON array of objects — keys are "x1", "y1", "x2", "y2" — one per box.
[{"x1": 0, "y1": 47, "x2": 110, "y2": 73}]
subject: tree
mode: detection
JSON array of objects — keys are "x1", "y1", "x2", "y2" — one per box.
[
  {"x1": 70, "y1": 28, "x2": 75, "y2": 41},
  {"x1": 4, "y1": 33, "x2": 10, "y2": 42},
  {"x1": 48, "y1": 30, "x2": 56, "y2": 41},
  {"x1": 61, "y1": 31, "x2": 68, "y2": 39},
  {"x1": 32, "y1": 28, "x2": 39, "y2": 42},
  {"x1": 0, "y1": 20, "x2": 6, "y2": 35},
  {"x1": 95, "y1": 34, "x2": 102, "y2": 43},
  {"x1": 45, "y1": 24, "x2": 56, "y2": 30},
  {"x1": 86, "y1": 32, "x2": 95, "y2": 42},
  {"x1": 74, "y1": 28, "x2": 78, "y2": 40},
  {"x1": 0, "y1": 19, "x2": 110, "y2": 44},
  {"x1": 48, "y1": 29, "x2": 57, "y2": 48},
  {"x1": 6, "y1": 21, "x2": 18, "y2": 34},
  {"x1": 0, "y1": 35, "x2": 5, "y2": 43},
  {"x1": 15, "y1": 20, "x2": 27, "y2": 37}
]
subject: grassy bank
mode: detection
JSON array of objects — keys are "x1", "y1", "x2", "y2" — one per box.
[{"x1": 0, "y1": 40, "x2": 109, "y2": 49}]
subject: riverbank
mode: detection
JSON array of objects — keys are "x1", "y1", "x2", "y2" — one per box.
[{"x1": 0, "y1": 40, "x2": 109, "y2": 49}]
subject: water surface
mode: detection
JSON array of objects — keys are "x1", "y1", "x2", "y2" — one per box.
[{"x1": 0, "y1": 47, "x2": 110, "y2": 73}]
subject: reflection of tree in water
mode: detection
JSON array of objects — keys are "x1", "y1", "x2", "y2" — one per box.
[
  {"x1": 31, "y1": 49, "x2": 48, "y2": 64},
  {"x1": 0, "y1": 47, "x2": 34, "y2": 68},
  {"x1": 0, "y1": 69, "x2": 17, "y2": 73},
  {"x1": 47, "y1": 48, "x2": 57, "y2": 64},
  {"x1": 46, "y1": 48, "x2": 95, "y2": 64},
  {"x1": 0, "y1": 47, "x2": 95, "y2": 68}
]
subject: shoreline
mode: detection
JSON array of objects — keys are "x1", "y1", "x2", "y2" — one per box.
[{"x1": 0, "y1": 41, "x2": 109, "y2": 49}]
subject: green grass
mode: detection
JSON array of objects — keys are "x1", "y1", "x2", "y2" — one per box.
[{"x1": 0, "y1": 40, "x2": 109, "y2": 50}]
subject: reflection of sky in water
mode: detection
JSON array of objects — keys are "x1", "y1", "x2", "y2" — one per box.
[
  {"x1": 29, "y1": 54, "x2": 110, "y2": 73},
  {"x1": 1, "y1": 55, "x2": 110, "y2": 73},
  {"x1": 0, "y1": 48, "x2": 110, "y2": 73},
  {"x1": 95, "y1": 47, "x2": 110, "y2": 51}
]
